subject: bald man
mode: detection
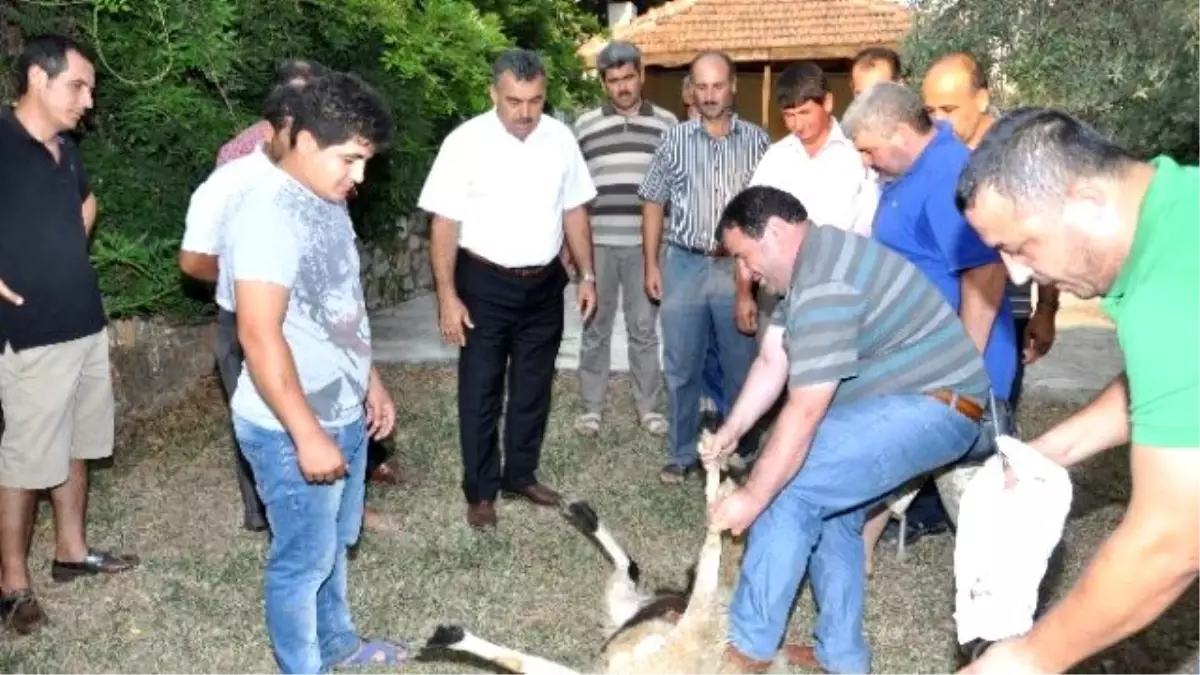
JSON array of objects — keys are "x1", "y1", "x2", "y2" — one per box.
[
  {"x1": 922, "y1": 52, "x2": 1060, "y2": 412},
  {"x1": 851, "y1": 46, "x2": 902, "y2": 97}
]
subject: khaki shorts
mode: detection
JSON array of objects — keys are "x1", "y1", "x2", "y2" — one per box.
[{"x1": 0, "y1": 329, "x2": 114, "y2": 490}]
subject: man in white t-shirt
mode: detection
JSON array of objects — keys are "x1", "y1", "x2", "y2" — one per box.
[
  {"x1": 179, "y1": 85, "x2": 294, "y2": 532},
  {"x1": 418, "y1": 48, "x2": 597, "y2": 528}
]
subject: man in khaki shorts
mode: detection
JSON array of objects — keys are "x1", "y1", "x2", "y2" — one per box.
[{"x1": 0, "y1": 34, "x2": 138, "y2": 636}]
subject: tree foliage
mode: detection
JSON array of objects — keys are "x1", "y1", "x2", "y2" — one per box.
[
  {"x1": 1, "y1": 0, "x2": 602, "y2": 319},
  {"x1": 902, "y1": 0, "x2": 1199, "y2": 163}
]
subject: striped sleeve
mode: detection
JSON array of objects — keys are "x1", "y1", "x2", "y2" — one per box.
[
  {"x1": 783, "y1": 281, "x2": 866, "y2": 389},
  {"x1": 638, "y1": 131, "x2": 675, "y2": 204}
]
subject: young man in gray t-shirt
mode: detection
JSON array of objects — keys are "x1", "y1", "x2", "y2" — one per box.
[{"x1": 219, "y1": 72, "x2": 408, "y2": 674}]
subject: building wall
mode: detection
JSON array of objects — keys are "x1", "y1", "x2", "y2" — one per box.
[{"x1": 641, "y1": 61, "x2": 855, "y2": 141}]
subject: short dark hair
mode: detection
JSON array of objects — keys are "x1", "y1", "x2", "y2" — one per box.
[
  {"x1": 928, "y1": 51, "x2": 988, "y2": 91},
  {"x1": 15, "y1": 34, "x2": 90, "y2": 96},
  {"x1": 262, "y1": 82, "x2": 305, "y2": 130},
  {"x1": 689, "y1": 50, "x2": 736, "y2": 81},
  {"x1": 275, "y1": 58, "x2": 328, "y2": 87},
  {"x1": 852, "y1": 46, "x2": 902, "y2": 79},
  {"x1": 955, "y1": 107, "x2": 1138, "y2": 214},
  {"x1": 288, "y1": 71, "x2": 395, "y2": 151},
  {"x1": 596, "y1": 41, "x2": 642, "y2": 78},
  {"x1": 492, "y1": 48, "x2": 546, "y2": 84},
  {"x1": 774, "y1": 61, "x2": 828, "y2": 110},
  {"x1": 719, "y1": 186, "x2": 809, "y2": 239}
]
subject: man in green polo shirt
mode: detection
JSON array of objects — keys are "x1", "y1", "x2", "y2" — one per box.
[{"x1": 954, "y1": 107, "x2": 1199, "y2": 674}]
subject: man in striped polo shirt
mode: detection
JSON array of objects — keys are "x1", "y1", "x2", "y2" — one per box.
[
  {"x1": 571, "y1": 42, "x2": 675, "y2": 438},
  {"x1": 705, "y1": 186, "x2": 991, "y2": 674}
]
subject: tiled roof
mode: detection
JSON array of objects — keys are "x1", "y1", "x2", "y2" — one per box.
[{"x1": 579, "y1": 0, "x2": 912, "y2": 67}]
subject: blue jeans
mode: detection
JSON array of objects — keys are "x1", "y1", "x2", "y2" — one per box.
[
  {"x1": 660, "y1": 244, "x2": 757, "y2": 467},
  {"x1": 702, "y1": 324, "x2": 728, "y2": 415},
  {"x1": 729, "y1": 394, "x2": 983, "y2": 673},
  {"x1": 234, "y1": 414, "x2": 368, "y2": 674}
]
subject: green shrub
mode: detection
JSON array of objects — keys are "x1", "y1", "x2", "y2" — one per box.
[
  {"x1": 2, "y1": 0, "x2": 602, "y2": 319},
  {"x1": 902, "y1": 0, "x2": 1199, "y2": 163}
]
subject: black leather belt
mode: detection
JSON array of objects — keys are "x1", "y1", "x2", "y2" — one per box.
[{"x1": 460, "y1": 248, "x2": 554, "y2": 278}]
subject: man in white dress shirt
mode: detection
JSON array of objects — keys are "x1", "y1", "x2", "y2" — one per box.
[
  {"x1": 179, "y1": 84, "x2": 297, "y2": 532},
  {"x1": 742, "y1": 61, "x2": 880, "y2": 337},
  {"x1": 419, "y1": 48, "x2": 598, "y2": 528}
]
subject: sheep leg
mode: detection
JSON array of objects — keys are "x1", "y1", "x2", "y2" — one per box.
[
  {"x1": 675, "y1": 449, "x2": 725, "y2": 630},
  {"x1": 422, "y1": 624, "x2": 582, "y2": 675}
]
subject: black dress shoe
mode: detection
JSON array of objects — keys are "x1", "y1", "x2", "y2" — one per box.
[{"x1": 51, "y1": 549, "x2": 140, "y2": 583}]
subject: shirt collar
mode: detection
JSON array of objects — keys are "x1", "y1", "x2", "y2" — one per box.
[
  {"x1": 0, "y1": 105, "x2": 58, "y2": 147},
  {"x1": 1105, "y1": 155, "x2": 1178, "y2": 303},
  {"x1": 600, "y1": 100, "x2": 655, "y2": 117},
  {"x1": 489, "y1": 107, "x2": 550, "y2": 143},
  {"x1": 896, "y1": 121, "x2": 957, "y2": 183},
  {"x1": 685, "y1": 113, "x2": 750, "y2": 138}
]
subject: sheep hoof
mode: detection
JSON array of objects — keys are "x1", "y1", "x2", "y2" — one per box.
[
  {"x1": 425, "y1": 624, "x2": 466, "y2": 648},
  {"x1": 562, "y1": 500, "x2": 599, "y2": 533}
]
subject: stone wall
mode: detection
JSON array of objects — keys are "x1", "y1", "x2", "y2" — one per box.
[
  {"x1": 107, "y1": 318, "x2": 219, "y2": 423},
  {"x1": 108, "y1": 214, "x2": 431, "y2": 421},
  {"x1": 357, "y1": 214, "x2": 434, "y2": 310}
]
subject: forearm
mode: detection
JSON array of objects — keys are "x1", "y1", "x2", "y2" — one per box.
[
  {"x1": 743, "y1": 399, "x2": 818, "y2": 503},
  {"x1": 178, "y1": 251, "x2": 220, "y2": 283},
  {"x1": 726, "y1": 354, "x2": 787, "y2": 438},
  {"x1": 1020, "y1": 517, "x2": 1199, "y2": 672},
  {"x1": 1036, "y1": 283, "x2": 1060, "y2": 314},
  {"x1": 1031, "y1": 373, "x2": 1130, "y2": 466},
  {"x1": 429, "y1": 215, "x2": 460, "y2": 300},
  {"x1": 239, "y1": 323, "x2": 324, "y2": 442},
  {"x1": 563, "y1": 207, "x2": 594, "y2": 274},
  {"x1": 82, "y1": 195, "x2": 97, "y2": 235},
  {"x1": 642, "y1": 203, "x2": 664, "y2": 266},
  {"x1": 959, "y1": 262, "x2": 1007, "y2": 353}
]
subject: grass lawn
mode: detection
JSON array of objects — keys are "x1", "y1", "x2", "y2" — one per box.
[{"x1": 0, "y1": 364, "x2": 1195, "y2": 673}]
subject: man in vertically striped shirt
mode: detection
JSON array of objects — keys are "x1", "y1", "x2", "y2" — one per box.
[
  {"x1": 704, "y1": 186, "x2": 990, "y2": 674},
  {"x1": 639, "y1": 50, "x2": 771, "y2": 485},
  {"x1": 571, "y1": 42, "x2": 676, "y2": 438}
]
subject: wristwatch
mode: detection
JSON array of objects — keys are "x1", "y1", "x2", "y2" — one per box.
[{"x1": 579, "y1": 270, "x2": 596, "y2": 284}]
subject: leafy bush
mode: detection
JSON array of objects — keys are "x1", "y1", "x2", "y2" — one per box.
[
  {"x1": 902, "y1": 0, "x2": 1199, "y2": 163},
  {"x1": 2, "y1": 0, "x2": 602, "y2": 319}
]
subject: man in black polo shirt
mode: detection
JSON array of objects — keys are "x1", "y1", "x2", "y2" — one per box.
[{"x1": 0, "y1": 34, "x2": 138, "y2": 635}]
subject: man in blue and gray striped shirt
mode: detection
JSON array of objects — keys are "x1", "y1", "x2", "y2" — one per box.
[
  {"x1": 638, "y1": 50, "x2": 771, "y2": 485},
  {"x1": 704, "y1": 186, "x2": 990, "y2": 674},
  {"x1": 571, "y1": 41, "x2": 677, "y2": 439}
]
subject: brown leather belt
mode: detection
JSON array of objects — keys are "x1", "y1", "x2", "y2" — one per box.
[
  {"x1": 460, "y1": 248, "x2": 554, "y2": 278},
  {"x1": 929, "y1": 389, "x2": 985, "y2": 423}
]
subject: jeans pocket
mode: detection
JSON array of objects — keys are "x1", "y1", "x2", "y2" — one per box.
[{"x1": 234, "y1": 418, "x2": 305, "y2": 512}]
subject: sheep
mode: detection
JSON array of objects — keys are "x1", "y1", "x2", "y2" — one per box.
[{"x1": 420, "y1": 449, "x2": 757, "y2": 674}]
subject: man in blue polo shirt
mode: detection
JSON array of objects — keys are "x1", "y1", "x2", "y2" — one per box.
[{"x1": 842, "y1": 81, "x2": 1016, "y2": 524}]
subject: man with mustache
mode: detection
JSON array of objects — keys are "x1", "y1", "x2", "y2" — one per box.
[
  {"x1": 955, "y1": 108, "x2": 1198, "y2": 675},
  {"x1": 681, "y1": 71, "x2": 729, "y2": 431},
  {"x1": 0, "y1": 34, "x2": 139, "y2": 636},
  {"x1": 420, "y1": 48, "x2": 598, "y2": 527},
  {"x1": 639, "y1": 50, "x2": 770, "y2": 485},
  {"x1": 571, "y1": 41, "x2": 674, "y2": 439}
]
